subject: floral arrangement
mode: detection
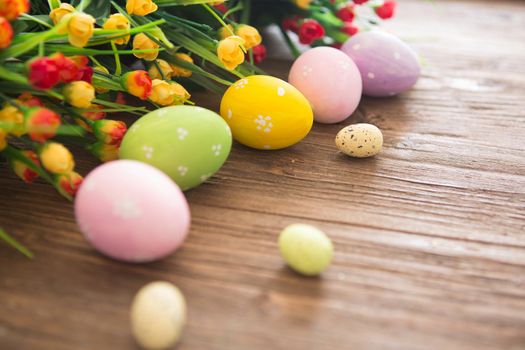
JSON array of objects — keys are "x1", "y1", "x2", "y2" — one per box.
[{"x1": 0, "y1": 0, "x2": 400, "y2": 255}]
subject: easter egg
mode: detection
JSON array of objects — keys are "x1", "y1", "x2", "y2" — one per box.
[
  {"x1": 120, "y1": 105, "x2": 232, "y2": 191},
  {"x1": 220, "y1": 75, "x2": 313, "y2": 150},
  {"x1": 131, "y1": 281, "x2": 186, "y2": 350},
  {"x1": 341, "y1": 31, "x2": 420, "y2": 97},
  {"x1": 75, "y1": 160, "x2": 190, "y2": 263},
  {"x1": 278, "y1": 224, "x2": 333, "y2": 276},
  {"x1": 288, "y1": 47, "x2": 362, "y2": 124},
  {"x1": 335, "y1": 123, "x2": 383, "y2": 158}
]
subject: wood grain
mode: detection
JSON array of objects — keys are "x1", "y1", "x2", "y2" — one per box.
[{"x1": 1, "y1": 0, "x2": 525, "y2": 349}]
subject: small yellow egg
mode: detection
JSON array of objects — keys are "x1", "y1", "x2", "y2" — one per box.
[
  {"x1": 335, "y1": 123, "x2": 383, "y2": 158},
  {"x1": 220, "y1": 75, "x2": 313, "y2": 150},
  {"x1": 130, "y1": 281, "x2": 186, "y2": 350}
]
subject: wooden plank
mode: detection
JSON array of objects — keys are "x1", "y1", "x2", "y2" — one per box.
[{"x1": 1, "y1": 0, "x2": 525, "y2": 349}]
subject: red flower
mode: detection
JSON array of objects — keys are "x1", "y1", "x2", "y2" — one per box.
[
  {"x1": 78, "y1": 66, "x2": 93, "y2": 83},
  {"x1": 353, "y1": 0, "x2": 369, "y2": 4},
  {"x1": 336, "y1": 4, "x2": 355, "y2": 22},
  {"x1": 341, "y1": 22, "x2": 359, "y2": 36},
  {"x1": 298, "y1": 19, "x2": 325, "y2": 45},
  {"x1": 375, "y1": 0, "x2": 396, "y2": 19},
  {"x1": 0, "y1": 17, "x2": 13, "y2": 49},
  {"x1": 28, "y1": 57, "x2": 60, "y2": 90},
  {"x1": 10, "y1": 150, "x2": 40, "y2": 183},
  {"x1": 282, "y1": 16, "x2": 300, "y2": 33},
  {"x1": 67, "y1": 55, "x2": 93, "y2": 83},
  {"x1": 56, "y1": 171, "x2": 83, "y2": 197},
  {"x1": 214, "y1": 3, "x2": 228, "y2": 14},
  {"x1": 25, "y1": 107, "x2": 61, "y2": 143},
  {"x1": 83, "y1": 104, "x2": 106, "y2": 121},
  {"x1": 332, "y1": 42, "x2": 343, "y2": 50},
  {"x1": 50, "y1": 53, "x2": 80, "y2": 83},
  {"x1": 249, "y1": 44, "x2": 267, "y2": 65},
  {"x1": 17, "y1": 92, "x2": 43, "y2": 107}
]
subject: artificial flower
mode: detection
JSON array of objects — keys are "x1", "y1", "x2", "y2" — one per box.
[
  {"x1": 218, "y1": 24, "x2": 234, "y2": 40},
  {"x1": 0, "y1": 129, "x2": 6, "y2": 151},
  {"x1": 121, "y1": 70, "x2": 152, "y2": 100},
  {"x1": 217, "y1": 35, "x2": 245, "y2": 71},
  {"x1": 354, "y1": 0, "x2": 369, "y2": 4},
  {"x1": 170, "y1": 82, "x2": 191, "y2": 105},
  {"x1": 133, "y1": 33, "x2": 160, "y2": 61},
  {"x1": 236, "y1": 25, "x2": 262, "y2": 50},
  {"x1": 63, "y1": 81, "x2": 96, "y2": 109},
  {"x1": 103, "y1": 13, "x2": 130, "y2": 45},
  {"x1": 49, "y1": 3, "x2": 74, "y2": 26},
  {"x1": 50, "y1": 53, "x2": 79, "y2": 83},
  {"x1": 67, "y1": 12, "x2": 95, "y2": 48},
  {"x1": 126, "y1": 0, "x2": 158, "y2": 16},
  {"x1": 0, "y1": 17, "x2": 13, "y2": 49},
  {"x1": 92, "y1": 119, "x2": 127, "y2": 146},
  {"x1": 170, "y1": 53, "x2": 193, "y2": 78},
  {"x1": 25, "y1": 107, "x2": 61, "y2": 143},
  {"x1": 16, "y1": 92, "x2": 43, "y2": 108},
  {"x1": 55, "y1": 171, "x2": 83, "y2": 197},
  {"x1": 148, "y1": 59, "x2": 173, "y2": 80},
  {"x1": 90, "y1": 141, "x2": 119, "y2": 162},
  {"x1": 298, "y1": 19, "x2": 325, "y2": 45},
  {"x1": 0, "y1": 0, "x2": 29, "y2": 21},
  {"x1": 0, "y1": 104, "x2": 25, "y2": 136},
  {"x1": 375, "y1": 0, "x2": 396, "y2": 19},
  {"x1": 293, "y1": 0, "x2": 312, "y2": 9},
  {"x1": 341, "y1": 22, "x2": 359, "y2": 36},
  {"x1": 82, "y1": 104, "x2": 106, "y2": 122},
  {"x1": 336, "y1": 4, "x2": 355, "y2": 22},
  {"x1": 10, "y1": 150, "x2": 40, "y2": 183},
  {"x1": 93, "y1": 66, "x2": 110, "y2": 93},
  {"x1": 149, "y1": 79, "x2": 176, "y2": 106},
  {"x1": 282, "y1": 16, "x2": 300, "y2": 33},
  {"x1": 28, "y1": 56, "x2": 60, "y2": 90},
  {"x1": 40, "y1": 142, "x2": 75, "y2": 174},
  {"x1": 250, "y1": 44, "x2": 267, "y2": 65}
]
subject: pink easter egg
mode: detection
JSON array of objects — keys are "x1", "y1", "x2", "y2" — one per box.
[
  {"x1": 74, "y1": 160, "x2": 191, "y2": 263},
  {"x1": 288, "y1": 47, "x2": 362, "y2": 124}
]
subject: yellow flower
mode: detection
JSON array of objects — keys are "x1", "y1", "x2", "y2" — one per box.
[
  {"x1": 218, "y1": 24, "x2": 234, "y2": 40},
  {"x1": 63, "y1": 81, "x2": 96, "y2": 109},
  {"x1": 170, "y1": 82, "x2": 191, "y2": 105},
  {"x1": 40, "y1": 142, "x2": 75, "y2": 174},
  {"x1": 133, "y1": 33, "x2": 159, "y2": 61},
  {"x1": 103, "y1": 13, "x2": 130, "y2": 45},
  {"x1": 0, "y1": 105, "x2": 25, "y2": 136},
  {"x1": 236, "y1": 24, "x2": 262, "y2": 50},
  {"x1": 293, "y1": 0, "x2": 312, "y2": 9},
  {"x1": 148, "y1": 59, "x2": 173, "y2": 80},
  {"x1": 67, "y1": 12, "x2": 95, "y2": 48},
  {"x1": 93, "y1": 66, "x2": 110, "y2": 93},
  {"x1": 149, "y1": 80, "x2": 190, "y2": 106},
  {"x1": 0, "y1": 129, "x2": 7, "y2": 151},
  {"x1": 170, "y1": 53, "x2": 193, "y2": 78},
  {"x1": 126, "y1": 0, "x2": 158, "y2": 16},
  {"x1": 217, "y1": 35, "x2": 245, "y2": 71},
  {"x1": 49, "y1": 3, "x2": 75, "y2": 26}
]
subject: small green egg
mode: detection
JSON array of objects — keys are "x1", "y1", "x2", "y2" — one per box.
[{"x1": 278, "y1": 224, "x2": 333, "y2": 276}]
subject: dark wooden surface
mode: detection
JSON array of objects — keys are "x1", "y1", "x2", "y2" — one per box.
[{"x1": 1, "y1": 1, "x2": 525, "y2": 349}]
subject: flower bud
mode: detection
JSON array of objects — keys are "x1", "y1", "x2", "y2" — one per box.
[
  {"x1": 0, "y1": 0, "x2": 30, "y2": 21},
  {"x1": 49, "y1": 3, "x2": 74, "y2": 26},
  {"x1": 217, "y1": 36, "x2": 245, "y2": 71},
  {"x1": 149, "y1": 79, "x2": 172, "y2": 106},
  {"x1": 63, "y1": 81, "x2": 95, "y2": 109},
  {"x1": 82, "y1": 104, "x2": 106, "y2": 121},
  {"x1": 0, "y1": 129, "x2": 7, "y2": 151},
  {"x1": 16, "y1": 92, "x2": 43, "y2": 108},
  {"x1": 40, "y1": 142, "x2": 75, "y2": 174},
  {"x1": 293, "y1": 0, "x2": 312, "y2": 9},
  {"x1": 103, "y1": 13, "x2": 130, "y2": 45},
  {"x1": 67, "y1": 12, "x2": 95, "y2": 48},
  {"x1": 69, "y1": 55, "x2": 93, "y2": 83},
  {"x1": 218, "y1": 24, "x2": 234, "y2": 40},
  {"x1": 250, "y1": 44, "x2": 267, "y2": 65},
  {"x1": 92, "y1": 119, "x2": 127, "y2": 146},
  {"x1": 28, "y1": 56, "x2": 60, "y2": 90},
  {"x1": 236, "y1": 25, "x2": 262, "y2": 50},
  {"x1": 126, "y1": 0, "x2": 158, "y2": 16},
  {"x1": 133, "y1": 33, "x2": 159, "y2": 61},
  {"x1": 90, "y1": 142, "x2": 119, "y2": 163},
  {"x1": 0, "y1": 104, "x2": 25, "y2": 136},
  {"x1": 56, "y1": 171, "x2": 83, "y2": 197},
  {"x1": 0, "y1": 17, "x2": 13, "y2": 49},
  {"x1": 25, "y1": 107, "x2": 61, "y2": 143},
  {"x1": 121, "y1": 70, "x2": 152, "y2": 100},
  {"x1": 170, "y1": 82, "x2": 191, "y2": 105},
  {"x1": 375, "y1": 0, "x2": 396, "y2": 19},
  {"x1": 170, "y1": 53, "x2": 193, "y2": 78},
  {"x1": 93, "y1": 66, "x2": 110, "y2": 93},
  {"x1": 50, "y1": 53, "x2": 79, "y2": 83},
  {"x1": 298, "y1": 19, "x2": 325, "y2": 45},
  {"x1": 10, "y1": 150, "x2": 40, "y2": 183},
  {"x1": 148, "y1": 59, "x2": 173, "y2": 80}
]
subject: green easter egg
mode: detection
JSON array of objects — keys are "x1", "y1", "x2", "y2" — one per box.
[
  {"x1": 278, "y1": 224, "x2": 333, "y2": 276},
  {"x1": 120, "y1": 106, "x2": 232, "y2": 191}
]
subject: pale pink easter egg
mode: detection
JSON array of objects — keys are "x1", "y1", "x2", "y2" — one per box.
[
  {"x1": 288, "y1": 47, "x2": 362, "y2": 124},
  {"x1": 74, "y1": 160, "x2": 191, "y2": 263}
]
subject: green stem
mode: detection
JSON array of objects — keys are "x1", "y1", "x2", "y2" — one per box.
[
  {"x1": 110, "y1": 41, "x2": 122, "y2": 76},
  {"x1": 0, "y1": 228, "x2": 34, "y2": 259},
  {"x1": 241, "y1": 0, "x2": 251, "y2": 24},
  {"x1": 278, "y1": 24, "x2": 301, "y2": 58}
]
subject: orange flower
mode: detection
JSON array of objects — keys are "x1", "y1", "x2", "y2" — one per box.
[
  {"x1": 217, "y1": 36, "x2": 245, "y2": 70},
  {"x1": 63, "y1": 81, "x2": 95, "y2": 109},
  {"x1": 56, "y1": 171, "x2": 83, "y2": 197},
  {"x1": 16, "y1": 92, "x2": 43, "y2": 108},
  {"x1": 133, "y1": 33, "x2": 159, "y2": 61},
  {"x1": 90, "y1": 142, "x2": 119, "y2": 162},
  {"x1": 0, "y1": 129, "x2": 7, "y2": 151},
  {"x1": 10, "y1": 150, "x2": 40, "y2": 183},
  {"x1": 0, "y1": 17, "x2": 13, "y2": 49},
  {"x1": 0, "y1": 104, "x2": 25, "y2": 136},
  {"x1": 93, "y1": 119, "x2": 127, "y2": 146},
  {"x1": 148, "y1": 59, "x2": 173, "y2": 80},
  {"x1": 0, "y1": 0, "x2": 30, "y2": 21},
  {"x1": 170, "y1": 53, "x2": 193, "y2": 78},
  {"x1": 82, "y1": 104, "x2": 106, "y2": 121},
  {"x1": 25, "y1": 107, "x2": 61, "y2": 143},
  {"x1": 236, "y1": 25, "x2": 262, "y2": 50},
  {"x1": 121, "y1": 70, "x2": 152, "y2": 100}
]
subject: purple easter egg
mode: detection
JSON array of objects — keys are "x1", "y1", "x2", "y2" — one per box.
[{"x1": 342, "y1": 31, "x2": 420, "y2": 97}]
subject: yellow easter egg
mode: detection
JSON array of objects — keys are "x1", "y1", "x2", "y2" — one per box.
[{"x1": 220, "y1": 75, "x2": 314, "y2": 150}]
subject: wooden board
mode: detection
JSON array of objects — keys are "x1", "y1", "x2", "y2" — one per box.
[{"x1": 1, "y1": 0, "x2": 525, "y2": 349}]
